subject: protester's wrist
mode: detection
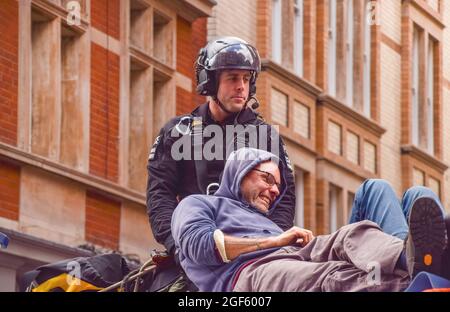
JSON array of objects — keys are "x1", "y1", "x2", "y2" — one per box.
[{"x1": 260, "y1": 237, "x2": 277, "y2": 249}]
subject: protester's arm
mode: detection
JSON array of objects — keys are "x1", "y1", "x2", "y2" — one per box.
[
  {"x1": 146, "y1": 127, "x2": 179, "y2": 255},
  {"x1": 222, "y1": 227, "x2": 314, "y2": 261},
  {"x1": 172, "y1": 196, "x2": 225, "y2": 266}
]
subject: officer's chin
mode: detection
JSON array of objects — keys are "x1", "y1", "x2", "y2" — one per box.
[{"x1": 228, "y1": 103, "x2": 246, "y2": 113}]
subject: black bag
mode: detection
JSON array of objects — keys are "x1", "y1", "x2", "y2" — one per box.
[{"x1": 21, "y1": 253, "x2": 130, "y2": 292}]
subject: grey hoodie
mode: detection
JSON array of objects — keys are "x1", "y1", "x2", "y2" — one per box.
[{"x1": 171, "y1": 148, "x2": 288, "y2": 291}]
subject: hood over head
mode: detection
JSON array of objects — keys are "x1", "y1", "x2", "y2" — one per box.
[{"x1": 214, "y1": 148, "x2": 287, "y2": 214}]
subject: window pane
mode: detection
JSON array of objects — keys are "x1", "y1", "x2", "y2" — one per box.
[
  {"x1": 272, "y1": 0, "x2": 282, "y2": 63},
  {"x1": 293, "y1": 101, "x2": 310, "y2": 138},
  {"x1": 271, "y1": 88, "x2": 288, "y2": 126},
  {"x1": 295, "y1": 169, "x2": 305, "y2": 228},
  {"x1": 294, "y1": 0, "x2": 304, "y2": 76},
  {"x1": 363, "y1": 141, "x2": 376, "y2": 173},
  {"x1": 412, "y1": 27, "x2": 420, "y2": 146},
  {"x1": 428, "y1": 177, "x2": 440, "y2": 198},
  {"x1": 328, "y1": 120, "x2": 342, "y2": 155},
  {"x1": 347, "y1": 131, "x2": 359, "y2": 165},
  {"x1": 427, "y1": 39, "x2": 434, "y2": 154},
  {"x1": 363, "y1": 0, "x2": 371, "y2": 117},
  {"x1": 347, "y1": 191, "x2": 355, "y2": 222},
  {"x1": 413, "y1": 168, "x2": 425, "y2": 186},
  {"x1": 328, "y1": 0, "x2": 337, "y2": 96},
  {"x1": 346, "y1": 0, "x2": 354, "y2": 107}
]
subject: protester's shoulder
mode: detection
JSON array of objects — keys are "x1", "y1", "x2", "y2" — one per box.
[{"x1": 178, "y1": 194, "x2": 218, "y2": 210}]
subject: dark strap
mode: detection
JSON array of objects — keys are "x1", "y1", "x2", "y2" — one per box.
[
  {"x1": 192, "y1": 114, "x2": 264, "y2": 195},
  {"x1": 191, "y1": 117, "x2": 209, "y2": 194}
]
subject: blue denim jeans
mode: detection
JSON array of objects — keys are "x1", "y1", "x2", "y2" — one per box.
[{"x1": 348, "y1": 179, "x2": 444, "y2": 240}]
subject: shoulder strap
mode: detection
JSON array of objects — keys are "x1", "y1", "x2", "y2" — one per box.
[{"x1": 191, "y1": 117, "x2": 209, "y2": 194}]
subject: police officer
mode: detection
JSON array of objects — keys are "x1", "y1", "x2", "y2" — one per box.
[{"x1": 146, "y1": 36, "x2": 296, "y2": 257}]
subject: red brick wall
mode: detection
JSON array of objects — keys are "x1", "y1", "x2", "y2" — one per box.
[
  {"x1": 192, "y1": 18, "x2": 207, "y2": 107},
  {"x1": 176, "y1": 17, "x2": 207, "y2": 116},
  {"x1": 85, "y1": 191, "x2": 121, "y2": 250},
  {"x1": 0, "y1": 160, "x2": 20, "y2": 221},
  {"x1": 90, "y1": 43, "x2": 119, "y2": 182},
  {"x1": 0, "y1": 0, "x2": 18, "y2": 146},
  {"x1": 90, "y1": 0, "x2": 120, "y2": 40}
]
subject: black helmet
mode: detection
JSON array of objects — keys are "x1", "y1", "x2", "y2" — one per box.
[{"x1": 195, "y1": 36, "x2": 261, "y2": 97}]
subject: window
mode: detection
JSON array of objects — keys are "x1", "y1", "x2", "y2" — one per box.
[
  {"x1": 426, "y1": 0, "x2": 440, "y2": 12},
  {"x1": 130, "y1": 0, "x2": 151, "y2": 54},
  {"x1": 347, "y1": 191, "x2": 355, "y2": 221},
  {"x1": 25, "y1": 5, "x2": 90, "y2": 171},
  {"x1": 345, "y1": 0, "x2": 354, "y2": 107},
  {"x1": 328, "y1": 120, "x2": 342, "y2": 156},
  {"x1": 271, "y1": 88, "x2": 288, "y2": 126},
  {"x1": 271, "y1": 0, "x2": 282, "y2": 63},
  {"x1": 347, "y1": 131, "x2": 359, "y2": 165},
  {"x1": 410, "y1": 24, "x2": 437, "y2": 155},
  {"x1": 363, "y1": 141, "x2": 376, "y2": 173},
  {"x1": 411, "y1": 27, "x2": 420, "y2": 146},
  {"x1": 294, "y1": 168, "x2": 305, "y2": 227},
  {"x1": 60, "y1": 26, "x2": 85, "y2": 170},
  {"x1": 427, "y1": 39, "x2": 435, "y2": 155},
  {"x1": 31, "y1": 10, "x2": 59, "y2": 159},
  {"x1": 327, "y1": 0, "x2": 372, "y2": 116},
  {"x1": 129, "y1": 59, "x2": 152, "y2": 192},
  {"x1": 413, "y1": 168, "x2": 425, "y2": 186},
  {"x1": 428, "y1": 176, "x2": 440, "y2": 198},
  {"x1": 329, "y1": 184, "x2": 342, "y2": 233},
  {"x1": 293, "y1": 0, "x2": 304, "y2": 76},
  {"x1": 327, "y1": 0, "x2": 337, "y2": 97},
  {"x1": 153, "y1": 10, "x2": 173, "y2": 65},
  {"x1": 293, "y1": 101, "x2": 310, "y2": 139},
  {"x1": 127, "y1": 1, "x2": 175, "y2": 191}
]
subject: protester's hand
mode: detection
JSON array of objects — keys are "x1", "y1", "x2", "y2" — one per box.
[{"x1": 274, "y1": 226, "x2": 314, "y2": 247}]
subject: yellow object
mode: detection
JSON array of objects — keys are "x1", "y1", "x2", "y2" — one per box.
[{"x1": 32, "y1": 273, "x2": 104, "y2": 292}]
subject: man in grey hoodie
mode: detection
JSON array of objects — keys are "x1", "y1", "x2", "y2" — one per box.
[{"x1": 171, "y1": 148, "x2": 447, "y2": 292}]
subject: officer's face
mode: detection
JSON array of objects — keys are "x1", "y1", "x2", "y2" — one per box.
[
  {"x1": 240, "y1": 161, "x2": 281, "y2": 215},
  {"x1": 216, "y1": 70, "x2": 251, "y2": 113}
]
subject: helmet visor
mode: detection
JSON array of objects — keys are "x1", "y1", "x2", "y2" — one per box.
[{"x1": 206, "y1": 43, "x2": 261, "y2": 73}]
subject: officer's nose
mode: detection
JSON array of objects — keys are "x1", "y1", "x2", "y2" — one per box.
[{"x1": 236, "y1": 78, "x2": 245, "y2": 91}]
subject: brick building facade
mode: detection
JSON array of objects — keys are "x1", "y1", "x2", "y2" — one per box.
[
  {"x1": 205, "y1": 0, "x2": 450, "y2": 235},
  {"x1": 0, "y1": 0, "x2": 213, "y2": 291}
]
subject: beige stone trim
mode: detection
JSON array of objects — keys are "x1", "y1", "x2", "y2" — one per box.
[
  {"x1": 381, "y1": 33, "x2": 401, "y2": 54},
  {"x1": 175, "y1": 72, "x2": 193, "y2": 92},
  {"x1": 91, "y1": 27, "x2": 121, "y2": 55},
  {"x1": 0, "y1": 143, "x2": 146, "y2": 206}
]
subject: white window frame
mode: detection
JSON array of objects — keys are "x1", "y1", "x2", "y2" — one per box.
[
  {"x1": 294, "y1": 169, "x2": 305, "y2": 228},
  {"x1": 294, "y1": 0, "x2": 304, "y2": 77},
  {"x1": 427, "y1": 39, "x2": 434, "y2": 154},
  {"x1": 272, "y1": 0, "x2": 282, "y2": 63},
  {"x1": 363, "y1": 0, "x2": 371, "y2": 117},
  {"x1": 412, "y1": 28, "x2": 420, "y2": 146},
  {"x1": 346, "y1": 0, "x2": 354, "y2": 107},
  {"x1": 347, "y1": 192, "x2": 355, "y2": 221},
  {"x1": 328, "y1": 0, "x2": 337, "y2": 97}
]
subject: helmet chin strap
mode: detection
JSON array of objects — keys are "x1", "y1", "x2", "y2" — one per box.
[{"x1": 213, "y1": 96, "x2": 235, "y2": 115}]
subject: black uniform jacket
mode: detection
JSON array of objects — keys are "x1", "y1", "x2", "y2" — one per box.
[{"x1": 146, "y1": 102, "x2": 296, "y2": 254}]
